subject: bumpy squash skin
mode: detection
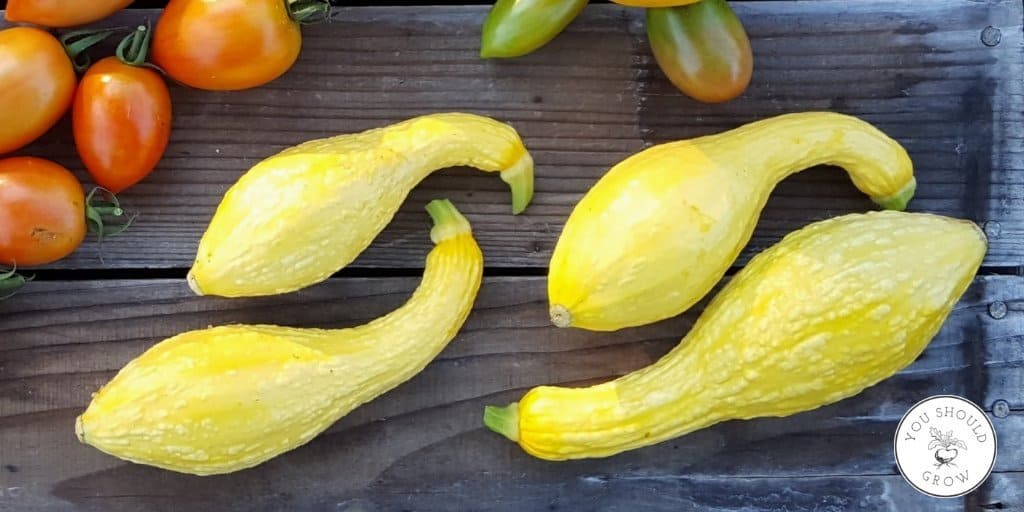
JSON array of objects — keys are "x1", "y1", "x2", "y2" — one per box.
[
  {"x1": 78, "y1": 201, "x2": 483, "y2": 475},
  {"x1": 188, "y1": 113, "x2": 532, "y2": 298},
  {"x1": 491, "y1": 211, "x2": 986, "y2": 460},
  {"x1": 548, "y1": 112, "x2": 917, "y2": 331}
]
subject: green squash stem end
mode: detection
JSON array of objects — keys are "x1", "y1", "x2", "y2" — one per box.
[
  {"x1": 501, "y1": 153, "x2": 535, "y2": 215},
  {"x1": 873, "y1": 177, "x2": 917, "y2": 211},
  {"x1": 484, "y1": 403, "x2": 521, "y2": 442},
  {"x1": 427, "y1": 199, "x2": 472, "y2": 243}
]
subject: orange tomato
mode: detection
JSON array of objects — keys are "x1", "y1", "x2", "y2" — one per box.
[
  {"x1": 0, "y1": 27, "x2": 77, "y2": 155},
  {"x1": 647, "y1": 0, "x2": 753, "y2": 103},
  {"x1": 152, "y1": 0, "x2": 309, "y2": 91},
  {"x1": 73, "y1": 56, "x2": 173, "y2": 193},
  {"x1": 4, "y1": 0, "x2": 133, "y2": 28},
  {"x1": 0, "y1": 157, "x2": 87, "y2": 267}
]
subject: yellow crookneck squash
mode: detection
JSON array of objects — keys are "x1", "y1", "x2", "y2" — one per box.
[
  {"x1": 188, "y1": 113, "x2": 532, "y2": 298},
  {"x1": 548, "y1": 112, "x2": 917, "y2": 331},
  {"x1": 77, "y1": 200, "x2": 483, "y2": 475},
  {"x1": 488, "y1": 211, "x2": 986, "y2": 460}
]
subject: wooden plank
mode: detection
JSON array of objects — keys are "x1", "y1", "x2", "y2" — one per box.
[
  {"x1": 980, "y1": 275, "x2": 1024, "y2": 410},
  {"x1": 1, "y1": 275, "x2": 1018, "y2": 510},
  {"x1": 317, "y1": 475, "x2": 963, "y2": 512},
  {"x1": 978, "y1": 472, "x2": 1024, "y2": 511},
  {"x1": 2, "y1": 1, "x2": 1020, "y2": 271}
]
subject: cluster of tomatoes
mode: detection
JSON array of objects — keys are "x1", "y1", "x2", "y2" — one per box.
[
  {"x1": 0, "y1": 0, "x2": 746, "y2": 299},
  {"x1": 481, "y1": 0, "x2": 753, "y2": 104},
  {"x1": 0, "y1": 0, "x2": 328, "y2": 297}
]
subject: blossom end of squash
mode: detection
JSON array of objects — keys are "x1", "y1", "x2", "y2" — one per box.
[
  {"x1": 549, "y1": 304, "x2": 572, "y2": 328},
  {"x1": 873, "y1": 177, "x2": 916, "y2": 211},
  {"x1": 484, "y1": 403, "x2": 520, "y2": 442},
  {"x1": 75, "y1": 415, "x2": 87, "y2": 444},
  {"x1": 501, "y1": 153, "x2": 534, "y2": 215},
  {"x1": 186, "y1": 271, "x2": 205, "y2": 296}
]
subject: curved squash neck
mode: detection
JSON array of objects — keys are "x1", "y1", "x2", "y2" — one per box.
[
  {"x1": 612, "y1": 330, "x2": 722, "y2": 435},
  {"x1": 379, "y1": 114, "x2": 534, "y2": 214},
  {"x1": 343, "y1": 240, "x2": 479, "y2": 349},
  {"x1": 313, "y1": 231, "x2": 481, "y2": 371},
  {"x1": 699, "y1": 112, "x2": 915, "y2": 207},
  {"x1": 398, "y1": 114, "x2": 525, "y2": 176}
]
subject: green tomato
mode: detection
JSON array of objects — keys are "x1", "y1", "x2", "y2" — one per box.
[
  {"x1": 481, "y1": 0, "x2": 589, "y2": 58},
  {"x1": 647, "y1": 0, "x2": 753, "y2": 103}
]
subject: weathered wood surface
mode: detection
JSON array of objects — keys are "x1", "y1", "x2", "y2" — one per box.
[
  {"x1": 0, "y1": 275, "x2": 1020, "y2": 511},
  {"x1": 3, "y1": 0, "x2": 1021, "y2": 270},
  {"x1": 2, "y1": 0, "x2": 1022, "y2": 510}
]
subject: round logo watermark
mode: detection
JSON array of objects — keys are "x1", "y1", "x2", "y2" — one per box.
[{"x1": 894, "y1": 395, "x2": 996, "y2": 498}]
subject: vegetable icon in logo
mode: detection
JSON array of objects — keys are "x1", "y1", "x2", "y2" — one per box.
[{"x1": 928, "y1": 427, "x2": 967, "y2": 468}]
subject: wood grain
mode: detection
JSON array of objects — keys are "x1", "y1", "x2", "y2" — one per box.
[
  {"x1": 980, "y1": 472, "x2": 1024, "y2": 511},
  {"x1": 1, "y1": 275, "x2": 1019, "y2": 510},
  {"x1": 1, "y1": 1, "x2": 1021, "y2": 510},
  {"x1": 2, "y1": 1, "x2": 1020, "y2": 271}
]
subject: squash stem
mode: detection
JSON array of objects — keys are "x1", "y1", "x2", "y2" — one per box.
[
  {"x1": 426, "y1": 199, "x2": 472, "y2": 244},
  {"x1": 500, "y1": 153, "x2": 535, "y2": 215},
  {"x1": 873, "y1": 177, "x2": 917, "y2": 211},
  {"x1": 483, "y1": 403, "x2": 521, "y2": 442}
]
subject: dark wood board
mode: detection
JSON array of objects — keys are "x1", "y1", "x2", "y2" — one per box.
[
  {"x1": 0, "y1": 275, "x2": 1020, "y2": 510},
  {"x1": 1, "y1": 0, "x2": 1021, "y2": 510},
  {"x1": 2, "y1": 0, "x2": 1021, "y2": 271},
  {"x1": 983, "y1": 472, "x2": 1024, "y2": 511}
]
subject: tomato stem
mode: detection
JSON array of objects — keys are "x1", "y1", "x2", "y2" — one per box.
[
  {"x1": 0, "y1": 264, "x2": 33, "y2": 301},
  {"x1": 85, "y1": 188, "x2": 137, "y2": 251},
  {"x1": 116, "y1": 22, "x2": 154, "y2": 67},
  {"x1": 288, "y1": 0, "x2": 331, "y2": 25},
  {"x1": 61, "y1": 28, "x2": 122, "y2": 74}
]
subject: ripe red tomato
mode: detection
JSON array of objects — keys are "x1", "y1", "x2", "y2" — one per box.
[
  {"x1": 647, "y1": 0, "x2": 753, "y2": 103},
  {"x1": 0, "y1": 27, "x2": 77, "y2": 155},
  {"x1": 0, "y1": 157, "x2": 87, "y2": 267},
  {"x1": 4, "y1": 0, "x2": 133, "y2": 28},
  {"x1": 73, "y1": 56, "x2": 173, "y2": 193},
  {"x1": 152, "y1": 0, "x2": 314, "y2": 91}
]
